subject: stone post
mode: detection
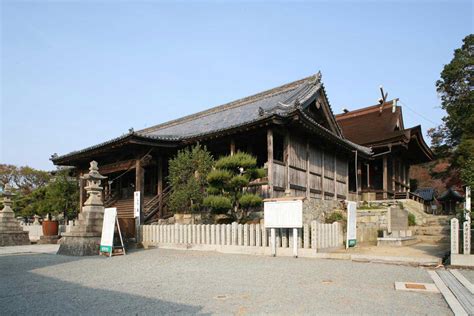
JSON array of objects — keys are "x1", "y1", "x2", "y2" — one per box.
[
  {"x1": 463, "y1": 220, "x2": 471, "y2": 255},
  {"x1": 57, "y1": 161, "x2": 107, "y2": 256},
  {"x1": 451, "y1": 218, "x2": 459, "y2": 255}
]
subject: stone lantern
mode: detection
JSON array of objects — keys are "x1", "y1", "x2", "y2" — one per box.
[
  {"x1": 57, "y1": 161, "x2": 107, "y2": 256},
  {"x1": 0, "y1": 184, "x2": 30, "y2": 246}
]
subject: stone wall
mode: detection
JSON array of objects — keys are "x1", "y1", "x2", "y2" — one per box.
[
  {"x1": 356, "y1": 208, "x2": 388, "y2": 245},
  {"x1": 303, "y1": 199, "x2": 342, "y2": 224}
]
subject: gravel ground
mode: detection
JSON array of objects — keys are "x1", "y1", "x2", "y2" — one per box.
[{"x1": 0, "y1": 248, "x2": 452, "y2": 315}]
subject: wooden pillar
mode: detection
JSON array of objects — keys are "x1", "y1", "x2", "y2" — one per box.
[
  {"x1": 398, "y1": 159, "x2": 402, "y2": 192},
  {"x1": 366, "y1": 163, "x2": 370, "y2": 189},
  {"x1": 284, "y1": 132, "x2": 290, "y2": 194},
  {"x1": 383, "y1": 156, "x2": 388, "y2": 199},
  {"x1": 333, "y1": 154, "x2": 337, "y2": 201},
  {"x1": 267, "y1": 129, "x2": 274, "y2": 197},
  {"x1": 157, "y1": 156, "x2": 163, "y2": 217},
  {"x1": 230, "y1": 139, "x2": 236, "y2": 156},
  {"x1": 392, "y1": 158, "x2": 396, "y2": 193},
  {"x1": 406, "y1": 165, "x2": 410, "y2": 191},
  {"x1": 356, "y1": 159, "x2": 362, "y2": 193},
  {"x1": 135, "y1": 159, "x2": 145, "y2": 225},
  {"x1": 321, "y1": 151, "x2": 325, "y2": 200},
  {"x1": 306, "y1": 141, "x2": 310, "y2": 198}
]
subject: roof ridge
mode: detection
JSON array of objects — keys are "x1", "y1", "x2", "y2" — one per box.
[
  {"x1": 138, "y1": 74, "x2": 317, "y2": 134},
  {"x1": 335, "y1": 99, "x2": 399, "y2": 119}
]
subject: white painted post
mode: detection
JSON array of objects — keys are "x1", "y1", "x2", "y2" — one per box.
[
  {"x1": 311, "y1": 221, "x2": 317, "y2": 251},
  {"x1": 221, "y1": 224, "x2": 226, "y2": 246},
  {"x1": 191, "y1": 224, "x2": 196, "y2": 244},
  {"x1": 232, "y1": 222, "x2": 237, "y2": 245},
  {"x1": 276, "y1": 229, "x2": 281, "y2": 248},
  {"x1": 205, "y1": 224, "x2": 210, "y2": 245},
  {"x1": 238, "y1": 224, "x2": 243, "y2": 246},
  {"x1": 271, "y1": 228, "x2": 276, "y2": 256},
  {"x1": 197, "y1": 224, "x2": 202, "y2": 244},
  {"x1": 250, "y1": 224, "x2": 255, "y2": 246},
  {"x1": 188, "y1": 225, "x2": 192, "y2": 243},
  {"x1": 183, "y1": 224, "x2": 188, "y2": 244},
  {"x1": 451, "y1": 218, "x2": 459, "y2": 255},
  {"x1": 226, "y1": 224, "x2": 231, "y2": 245},
  {"x1": 262, "y1": 226, "x2": 267, "y2": 247},
  {"x1": 215, "y1": 224, "x2": 220, "y2": 245},
  {"x1": 293, "y1": 228, "x2": 298, "y2": 258},
  {"x1": 303, "y1": 224, "x2": 309, "y2": 249},
  {"x1": 210, "y1": 224, "x2": 216, "y2": 245},
  {"x1": 282, "y1": 229, "x2": 288, "y2": 248},
  {"x1": 463, "y1": 220, "x2": 471, "y2": 255},
  {"x1": 255, "y1": 224, "x2": 261, "y2": 247},
  {"x1": 243, "y1": 224, "x2": 249, "y2": 246}
]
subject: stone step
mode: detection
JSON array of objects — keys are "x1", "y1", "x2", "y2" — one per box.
[
  {"x1": 414, "y1": 226, "x2": 450, "y2": 236},
  {"x1": 417, "y1": 235, "x2": 450, "y2": 244}
]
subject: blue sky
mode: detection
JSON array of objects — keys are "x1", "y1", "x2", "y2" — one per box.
[{"x1": 1, "y1": 0, "x2": 472, "y2": 170}]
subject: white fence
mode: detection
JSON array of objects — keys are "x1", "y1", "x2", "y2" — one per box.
[{"x1": 140, "y1": 221, "x2": 343, "y2": 252}]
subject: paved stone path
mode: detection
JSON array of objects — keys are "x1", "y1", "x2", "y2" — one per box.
[{"x1": 0, "y1": 246, "x2": 452, "y2": 315}]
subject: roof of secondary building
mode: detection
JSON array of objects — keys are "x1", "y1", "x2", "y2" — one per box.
[
  {"x1": 437, "y1": 187, "x2": 464, "y2": 202},
  {"x1": 335, "y1": 100, "x2": 433, "y2": 163},
  {"x1": 52, "y1": 72, "x2": 372, "y2": 165},
  {"x1": 414, "y1": 187, "x2": 437, "y2": 202}
]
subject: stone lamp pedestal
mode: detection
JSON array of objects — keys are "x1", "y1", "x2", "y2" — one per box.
[
  {"x1": 57, "y1": 161, "x2": 107, "y2": 256},
  {"x1": 0, "y1": 184, "x2": 30, "y2": 246}
]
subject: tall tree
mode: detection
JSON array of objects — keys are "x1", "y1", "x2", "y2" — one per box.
[
  {"x1": 168, "y1": 145, "x2": 214, "y2": 213},
  {"x1": 431, "y1": 34, "x2": 474, "y2": 187}
]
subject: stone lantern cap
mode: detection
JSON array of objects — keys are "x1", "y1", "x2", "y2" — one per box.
[{"x1": 1, "y1": 184, "x2": 15, "y2": 210}]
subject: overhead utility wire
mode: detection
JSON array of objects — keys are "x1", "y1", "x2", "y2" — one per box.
[{"x1": 398, "y1": 100, "x2": 441, "y2": 126}]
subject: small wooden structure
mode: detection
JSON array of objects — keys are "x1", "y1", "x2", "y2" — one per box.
[{"x1": 438, "y1": 187, "x2": 464, "y2": 214}]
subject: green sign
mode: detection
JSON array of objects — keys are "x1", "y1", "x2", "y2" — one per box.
[{"x1": 100, "y1": 245, "x2": 112, "y2": 253}]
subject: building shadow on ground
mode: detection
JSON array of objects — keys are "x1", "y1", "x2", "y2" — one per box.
[{"x1": 0, "y1": 253, "x2": 205, "y2": 315}]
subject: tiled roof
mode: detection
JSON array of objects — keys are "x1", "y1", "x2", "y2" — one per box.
[
  {"x1": 438, "y1": 187, "x2": 464, "y2": 201},
  {"x1": 414, "y1": 188, "x2": 437, "y2": 202},
  {"x1": 53, "y1": 73, "x2": 372, "y2": 163}
]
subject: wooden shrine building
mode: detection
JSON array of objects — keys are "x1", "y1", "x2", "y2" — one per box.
[
  {"x1": 335, "y1": 100, "x2": 434, "y2": 201},
  {"x1": 53, "y1": 72, "x2": 372, "y2": 236}
]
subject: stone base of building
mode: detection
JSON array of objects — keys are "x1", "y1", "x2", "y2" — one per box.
[
  {"x1": 0, "y1": 231, "x2": 30, "y2": 247},
  {"x1": 57, "y1": 236, "x2": 101, "y2": 256},
  {"x1": 451, "y1": 254, "x2": 474, "y2": 267},
  {"x1": 377, "y1": 236, "x2": 418, "y2": 247},
  {"x1": 38, "y1": 235, "x2": 61, "y2": 244}
]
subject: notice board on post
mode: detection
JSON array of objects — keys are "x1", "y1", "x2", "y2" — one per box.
[
  {"x1": 346, "y1": 201, "x2": 357, "y2": 248},
  {"x1": 264, "y1": 198, "x2": 303, "y2": 228}
]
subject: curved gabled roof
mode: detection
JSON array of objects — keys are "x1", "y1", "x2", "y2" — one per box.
[{"x1": 52, "y1": 72, "x2": 371, "y2": 165}]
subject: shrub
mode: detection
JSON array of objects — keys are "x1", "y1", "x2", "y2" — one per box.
[
  {"x1": 325, "y1": 211, "x2": 344, "y2": 224},
  {"x1": 228, "y1": 175, "x2": 249, "y2": 190},
  {"x1": 203, "y1": 195, "x2": 232, "y2": 213},
  {"x1": 248, "y1": 168, "x2": 266, "y2": 180},
  {"x1": 239, "y1": 194, "x2": 263, "y2": 209},
  {"x1": 168, "y1": 145, "x2": 214, "y2": 213},
  {"x1": 207, "y1": 170, "x2": 232, "y2": 187},
  {"x1": 214, "y1": 152, "x2": 257, "y2": 171},
  {"x1": 408, "y1": 213, "x2": 416, "y2": 226}
]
